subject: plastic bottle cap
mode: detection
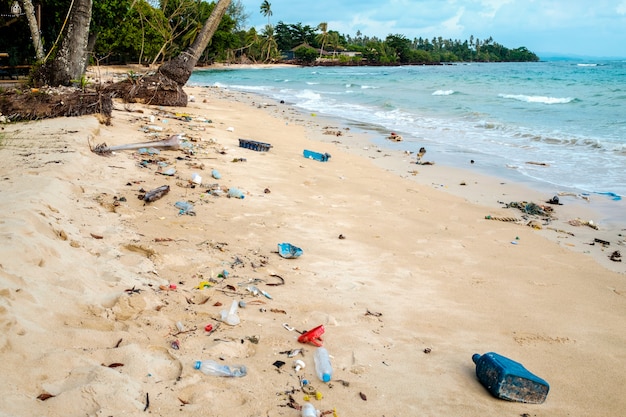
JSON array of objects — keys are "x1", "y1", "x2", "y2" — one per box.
[
  {"x1": 194, "y1": 361, "x2": 202, "y2": 370},
  {"x1": 322, "y1": 373, "x2": 331, "y2": 382}
]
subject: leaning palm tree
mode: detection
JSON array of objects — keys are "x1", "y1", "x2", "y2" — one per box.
[
  {"x1": 260, "y1": 0, "x2": 272, "y2": 26},
  {"x1": 109, "y1": 0, "x2": 232, "y2": 106},
  {"x1": 316, "y1": 22, "x2": 328, "y2": 59}
]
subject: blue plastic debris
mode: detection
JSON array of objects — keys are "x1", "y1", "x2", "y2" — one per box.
[
  {"x1": 472, "y1": 352, "x2": 549, "y2": 404},
  {"x1": 277, "y1": 243, "x2": 303, "y2": 259},
  {"x1": 303, "y1": 150, "x2": 331, "y2": 162}
]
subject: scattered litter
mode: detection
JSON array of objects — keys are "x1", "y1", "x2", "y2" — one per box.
[
  {"x1": 386, "y1": 132, "x2": 402, "y2": 142},
  {"x1": 303, "y1": 149, "x2": 331, "y2": 162},
  {"x1": 472, "y1": 352, "x2": 549, "y2": 404},
  {"x1": 143, "y1": 185, "x2": 170, "y2": 202},
  {"x1": 294, "y1": 359, "x2": 306, "y2": 371},
  {"x1": 160, "y1": 167, "x2": 176, "y2": 176},
  {"x1": 594, "y1": 238, "x2": 610, "y2": 246},
  {"x1": 298, "y1": 324, "x2": 325, "y2": 347},
  {"x1": 191, "y1": 173, "x2": 202, "y2": 185},
  {"x1": 211, "y1": 169, "x2": 221, "y2": 179},
  {"x1": 239, "y1": 138, "x2": 272, "y2": 151},
  {"x1": 227, "y1": 188, "x2": 245, "y2": 199},
  {"x1": 485, "y1": 215, "x2": 521, "y2": 222},
  {"x1": 595, "y1": 191, "x2": 621, "y2": 201},
  {"x1": 273, "y1": 360, "x2": 286, "y2": 369},
  {"x1": 220, "y1": 299, "x2": 241, "y2": 326},
  {"x1": 278, "y1": 242, "x2": 303, "y2": 259},
  {"x1": 175, "y1": 201, "x2": 195, "y2": 216},
  {"x1": 545, "y1": 195, "x2": 562, "y2": 205},
  {"x1": 568, "y1": 218, "x2": 598, "y2": 229},
  {"x1": 282, "y1": 323, "x2": 295, "y2": 332},
  {"x1": 609, "y1": 251, "x2": 622, "y2": 262}
]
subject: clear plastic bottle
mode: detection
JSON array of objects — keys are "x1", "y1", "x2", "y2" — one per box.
[
  {"x1": 227, "y1": 188, "x2": 245, "y2": 199},
  {"x1": 314, "y1": 347, "x2": 333, "y2": 382},
  {"x1": 301, "y1": 402, "x2": 318, "y2": 417},
  {"x1": 194, "y1": 360, "x2": 247, "y2": 377}
]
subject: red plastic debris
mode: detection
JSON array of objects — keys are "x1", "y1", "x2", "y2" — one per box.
[
  {"x1": 204, "y1": 324, "x2": 213, "y2": 332},
  {"x1": 298, "y1": 324, "x2": 325, "y2": 346},
  {"x1": 169, "y1": 283, "x2": 177, "y2": 290}
]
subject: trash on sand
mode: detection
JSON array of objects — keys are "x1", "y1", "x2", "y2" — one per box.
[
  {"x1": 220, "y1": 299, "x2": 241, "y2": 326},
  {"x1": 228, "y1": 188, "x2": 245, "y2": 199},
  {"x1": 472, "y1": 352, "x2": 549, "y2": 404},
  {"x1": 545, "y1": 195, "x2": 562, "y2": 205},
  {"x1": 294, "y1": 360, "x2": 306, "y2": 372},
  {"x1": 143, "y1": 185, "x2": 170, "y2": 202},
  {"x1": 298, "y1": 324, "x2": 325, "y2": 347},
  {"x1": 609, "y1": 250, "x2": 622, "y2": 262},
  {"x1": 239, "y1": 138, "x2": 272, "y2": 151},
  {"x1": 303, "y1": 149, "x2": 331, "y2": 162},
  {"x1": 386, "y1": 132, "x2": 402, "y2": 142},
  {"x1": 194, "y1": 360, "x2": 247, "y2": 377},
  {"x1": 191, "y1": 173, "x2": 202, "y2": 185},
  {"x1": 175, "y1": 201, "x2": 195, "y2": 215},
  {"x1": 160, "y1": 167, "x2": 176, "y2": 176},
  {"x1": 568, "y1": 218, "x2": 598, "y2": 229},
  {"x1": 278, "y1": 242, "x2": 303, "y2": 259},
  {"x1": 595, "y1": 191, "x2": 622, "y2": 201},
  {"x1": 211, "y1": 169, "x2": 221, "y2": 179},
  {"x1": 91, "y1": 134, "x2": 186, "y2": 155}
]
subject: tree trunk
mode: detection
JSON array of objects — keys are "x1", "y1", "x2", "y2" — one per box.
[
  {"x1": 48, "y1": 0, "x2": 93, "y2": 86},
  {"x1": 22, "y1": 0, "x2": 44, "y2": 61},
  {"x1": 158, "y1": 0, "x2": 232, "y2": 86}
]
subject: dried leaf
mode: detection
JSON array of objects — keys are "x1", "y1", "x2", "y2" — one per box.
[
  {"x1": 270, "y1": 308, "x2": 287, "y2": 314},
  {"x1": 90, "y1": 233, "x2": 103, "y2": 239},
  {"x1": 107, "y1": 363, "x2": 125, "y2": 368},
  {"x1": 359, "y1": 392, "x2": 367, "y2": 401},
  {"x1": 37, "y1": 392, "x2": 55, "y2": 401}
]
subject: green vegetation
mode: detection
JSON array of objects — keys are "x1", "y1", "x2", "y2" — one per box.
[{"x1": 0, "y1": 0, "x2": 538, "y2": 67}]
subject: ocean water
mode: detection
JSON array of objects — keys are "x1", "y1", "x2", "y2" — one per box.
[{"x1": 189, "y1": 61, "x2": 626, "y2": 199}]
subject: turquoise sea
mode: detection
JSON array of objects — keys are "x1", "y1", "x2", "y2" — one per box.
[{"x1": 189, "y1": 61, "x2": 626, "y2": 199}]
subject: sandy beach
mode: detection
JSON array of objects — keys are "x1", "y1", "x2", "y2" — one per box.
[{"x1": 1, "y1": 68, "x2": 625, "y2": 417}]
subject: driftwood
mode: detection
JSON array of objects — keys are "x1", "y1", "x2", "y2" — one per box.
[
  {"x1": 91, "y1": 134, "x2": 184, "y2": 155},
  {"x1": 0, "y1": 88, "x2": 112, "y2": 123},
  {"x1": 143, "y1": 185, "x2": 170, "y2": 203}
]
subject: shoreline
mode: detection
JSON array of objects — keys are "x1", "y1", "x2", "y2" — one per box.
[{"x1": 207, "y1": 83, "x2": 625, "y2": 274}]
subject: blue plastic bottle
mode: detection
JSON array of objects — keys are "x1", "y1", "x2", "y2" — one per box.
[{"x1": 472, "y1": 352, "x2": 549, "y2": 404}]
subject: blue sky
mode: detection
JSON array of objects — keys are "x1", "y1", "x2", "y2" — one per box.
[{"x1": 240, "y1": 0, "x2": 626, "y2": 58}]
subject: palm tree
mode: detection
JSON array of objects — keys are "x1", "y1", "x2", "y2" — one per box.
[
  {"x1": 260, "y1": 0, "x2": 272, "y2": 26},
  {"x1": 316, "y1": 22, "x2": 328, "y2": 58},
  {"x1": 159, "y1": 0, "x2": 232, "y2": 87},
  {"x1": 260, "y1": 24, "x2": 278, "y2": 63}
]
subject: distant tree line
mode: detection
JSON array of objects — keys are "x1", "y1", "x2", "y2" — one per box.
[{"x1": 0, "y1": 0, "x2": 538, "y2": 68}]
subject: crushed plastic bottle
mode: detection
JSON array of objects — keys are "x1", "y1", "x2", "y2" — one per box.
[
  {"x1": 175, "y1": 201, "x2": 195, "y2": 216},
  {"x1": 220, "y1": 299, "x2": 241, "y2": 325},
  {"x1": 194, "y1": 360, "x2": 247, "y2": 377},
  {"x1": 227, "y1": 188, "x2": 245, "y2": 199}
]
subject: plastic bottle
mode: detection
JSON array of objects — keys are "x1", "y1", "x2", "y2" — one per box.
[
  {"x1": 220, "y1": 299, "x2": 240, "y2": 325},
  {"x1": 227, "y1": 188, "x2": 245, "y2": 199},
  {"x1": 301, "y1": 402, "x2": 318, "y2": 417},
  {"x1": 194, "y1": 360, "x2": 247, "y2": 377},
  {"x1": 314, "y1": 347, "x2": 333, "y2": 382}
]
